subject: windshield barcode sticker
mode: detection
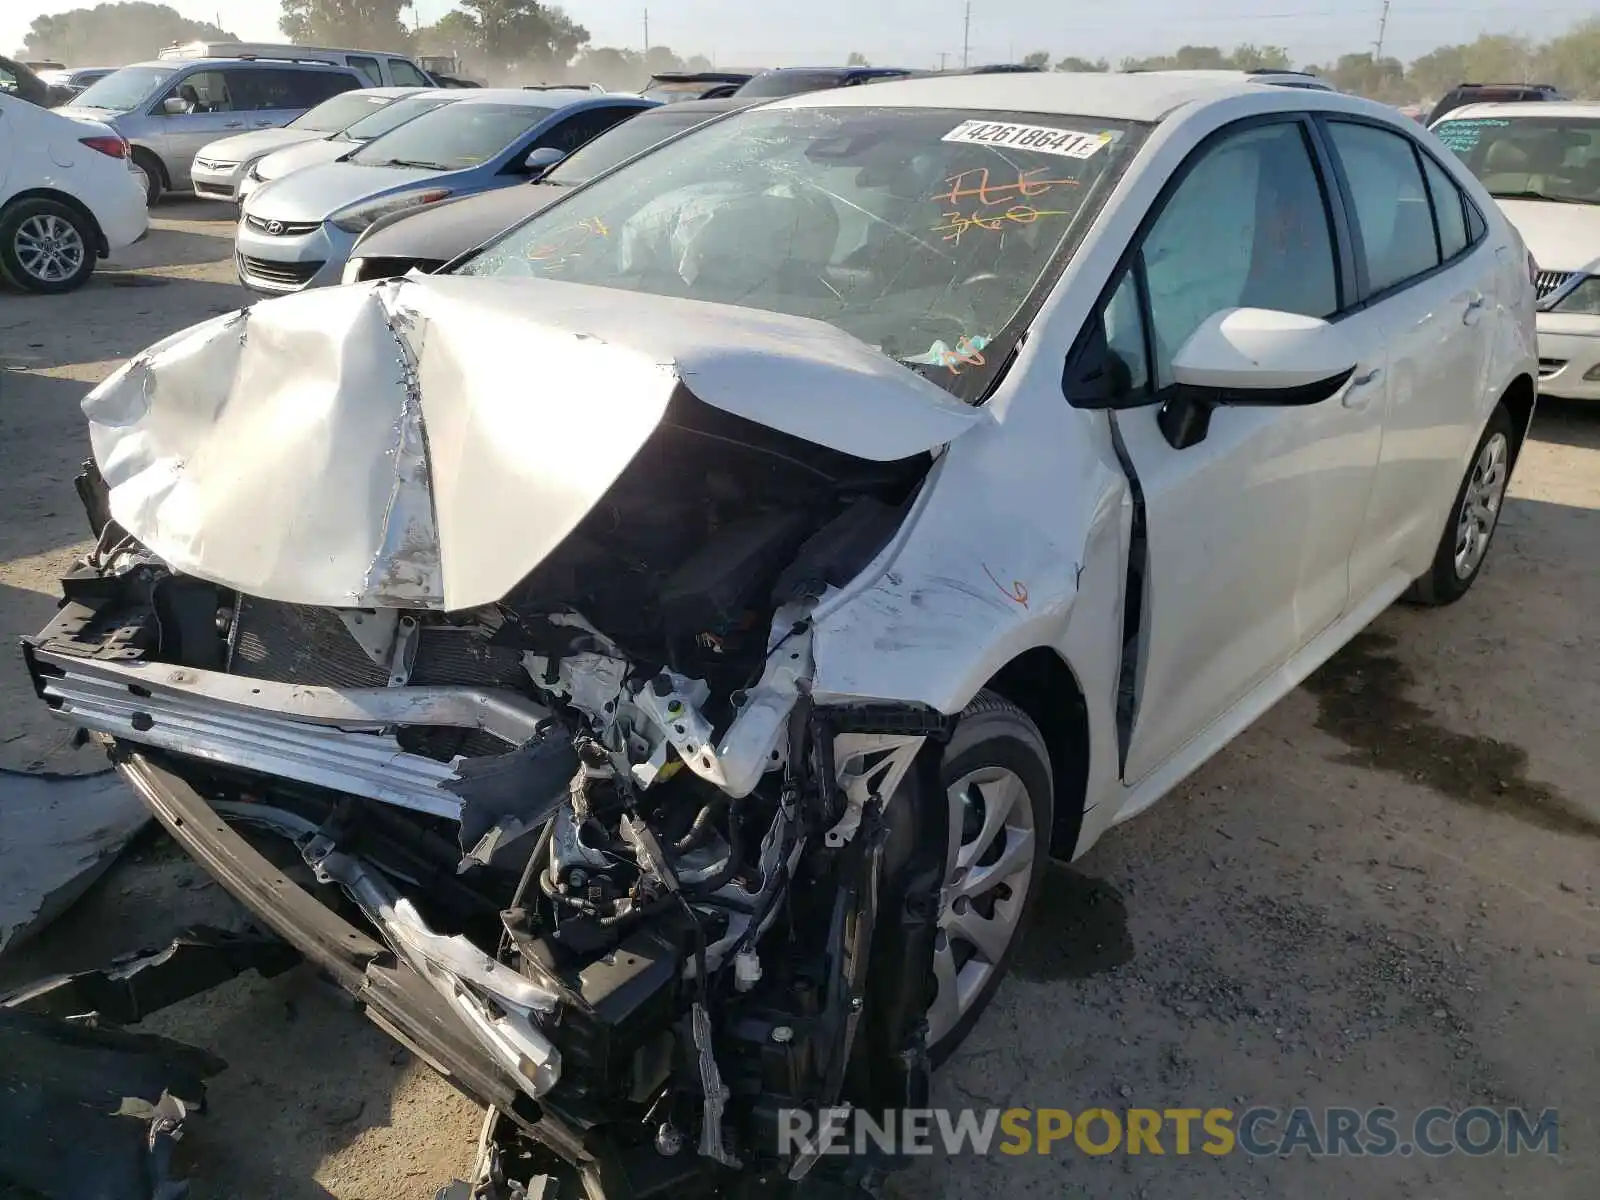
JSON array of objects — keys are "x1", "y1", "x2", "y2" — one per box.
[{"x1": 942, "y1": 120, "x2": 1115, "y2": 159}]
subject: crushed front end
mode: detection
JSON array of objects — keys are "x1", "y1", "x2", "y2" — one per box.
[{"x1": 24, "y1": 278, "x2": 969, "y2": 1195}]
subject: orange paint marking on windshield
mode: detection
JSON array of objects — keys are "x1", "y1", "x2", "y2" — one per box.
[
  {"x1": 933, "y1": 204, "x2": 1073, "y2": 243},
  {"x1": 932, "y1": 166, "x2": 1081, "y2": 208}
]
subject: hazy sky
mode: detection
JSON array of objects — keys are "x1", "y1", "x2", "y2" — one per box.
[{"x1": 6, "y1": 0, "x2": 1596, "y2": 69}]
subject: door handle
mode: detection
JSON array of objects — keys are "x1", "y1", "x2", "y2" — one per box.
[
  {"x1": 1463, "y1": 294, "x2": 1485, "y2": 326},
  {"x1": 223, "y1": 120, "x2": 244, "y2": 128},
  {"x1": 1342, "y1": 367, "x2": 1381, "y2": 409}
]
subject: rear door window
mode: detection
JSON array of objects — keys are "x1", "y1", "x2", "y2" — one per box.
[
  {"x1": 1419, "y1": 153, "x2": 1470, "y2": 260},
  {"x1": 348, "y1": 55, "x2": 382, "y2": 86},
  {"x1": 388, "y1": 58, "x2": 432, "y2": 87},
  {"x1": 1326, "y1": 121, "x2": 1439, "y2": 294}
]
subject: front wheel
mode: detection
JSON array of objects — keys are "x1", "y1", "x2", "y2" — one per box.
[
  {"x1": 926, "y1": 691, "x2": 1054, "y2": 1063},
  {"x1": 0, "y1": 199, "x2": 97, "y2": 294},
  {"x1": 1406, "y1": 404, "x2": 1515, "y2": 606}
]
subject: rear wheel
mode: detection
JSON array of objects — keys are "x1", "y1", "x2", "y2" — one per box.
[
  {"x1": 0, "y1": 199, "x2": 96, "y2": 294},
  {"x1": 1406, "y1": 404, "x2": 1514, "y2": 606}
]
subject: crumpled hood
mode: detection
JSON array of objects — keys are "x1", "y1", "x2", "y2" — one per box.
[
  {"x1": 84, "y1": 274, "x2": 984, "y2": 611},
  {"x1": 196, "y1": 128, "x2": 321, "y2": 164},
  {"x1": 1497, "y1": 199, "x2": 1600, "y2": 274}
]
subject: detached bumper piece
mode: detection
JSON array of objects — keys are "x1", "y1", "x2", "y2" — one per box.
[{"x1": 0, "y1": 1007, "x2": 223, "y2": 1200}]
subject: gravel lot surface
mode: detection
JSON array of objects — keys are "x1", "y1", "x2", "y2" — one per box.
[{"x1": 1, "y1": 201, "x2": 1594, "y2": 1199}]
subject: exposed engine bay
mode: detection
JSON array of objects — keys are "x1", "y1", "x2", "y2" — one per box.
[{"x1": 26, "y1": 377, "x2": 957, "y2": 1196}]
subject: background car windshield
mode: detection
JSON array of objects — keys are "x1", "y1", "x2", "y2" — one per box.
[
  {"x1": 349, "y1": 101, "x2": 553, "y2": 168},
  {"x1": 544, "y1": 110, "x2": 716, "y2": 185},
  {"x1": 337, "y1": 93, "x2": 453, "y2": 142},
  {"x1": 289, "y1": 90, "x2": 397, "y2": 133},
  {"x1": 642, "y1": 80, "x2": 712, "y2": 102},
  {"x1": 459, "y1": 106, "x2": 1145, "y2": 402},
  {"x1": 735, "y1": 71, "x2": 848, "y2": 98},
  {"x1": 1435, "y1": 114, "x2": 1600, "y2": 203},
  {"x1": 71, "y1": 65, "x2": 172, "y2": 111}
]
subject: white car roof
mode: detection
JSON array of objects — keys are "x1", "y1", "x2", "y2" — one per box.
[
  {"x1": 443, "y1": 87, "x2": 618, "y2": 105},
  {"x1": 769, "y1": 70, "x2": 1324, "y2": 122},
  {"x1": 1437, "y1": 100, "x2": 1600, "y2": 122}
]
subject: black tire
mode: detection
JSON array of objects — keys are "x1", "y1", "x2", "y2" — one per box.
[
  {"x1": 131, "y1": 147, "x2": 164, "y2": 206},
  {"x1": 926, "y1": 690, "x2": 1054, "y2": 1065},
  {"x1": 0, "y1": 198, "x2": 97, "y2": 294},
  {"x1": 1405, "y1": 403, "x2": 1515, "y2": 606}
]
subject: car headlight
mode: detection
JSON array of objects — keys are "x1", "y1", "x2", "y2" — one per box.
[
  {"x1": 329, "y1": 189, "x2": 452, "y2": 234},
  {"x1": 1550, "y1": 275, "x2": 1600, "y2": 315}
]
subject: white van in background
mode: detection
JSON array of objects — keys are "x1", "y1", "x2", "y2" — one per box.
[{"x1": 158, "y1": 42, "x2": 437, "y2": 90}]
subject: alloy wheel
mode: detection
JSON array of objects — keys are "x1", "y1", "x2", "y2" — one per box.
[
  {"x1": 1454, "y1": 431, "x2": 1509, "y2": 580},
  {"x1": 927, "y1": 765, "x2": 1036, "y2": 1046},
  {"x1": 14, "y1": 213, "x2": 85, "y2": 285}
]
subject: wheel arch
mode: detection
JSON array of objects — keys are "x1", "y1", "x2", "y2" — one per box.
[
  {"x1": 130, "y1": 143, "x2": 170, "y2": 188},
  {"x1": 980, "y1": 646, "x2": 1091, "y2": 860},
  {"x1": 1497, "y1": 371, "x2": 1536, "y2": 467},
  {"x1": 1, "y1": 188, "x2": 108, "y2": 257}
]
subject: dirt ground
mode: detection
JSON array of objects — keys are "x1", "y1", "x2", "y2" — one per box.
[{"x1": 0, "y1": 202, "x2": 1594, "y2": 1199}]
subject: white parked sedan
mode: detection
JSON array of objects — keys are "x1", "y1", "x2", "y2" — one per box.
[
  {"x1": 32, "y1": 72, "x2": 1536, "y2": 1186},
  {"x1": 0, "y1": 91, "x2": 146, "y2": 292},
  {"x1": 190, "y1": 86, "x2": 434, "y2": 202},
  {"x1": 1432, "y1": 100, "x2": 1600, "y2": 400}
]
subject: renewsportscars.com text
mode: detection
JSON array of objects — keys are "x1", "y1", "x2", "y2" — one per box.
[{"x1": 778, "y1": 1106, "x2": 1561, "y2": 1158}]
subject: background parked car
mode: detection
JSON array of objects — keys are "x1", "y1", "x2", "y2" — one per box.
[
  {"x1": 640, "y1": 70, "x2": 753, "y2": 102},
  {"x1": 58, "y1": 58, "x2": 366, "y2": 204},
  {"x1": 236, "y1": 89, "x2": 464, "y2": 204},
  {"x1": 235, "y1": 89, "x2": 656, "y2": 293},
  {"x1": 191, "y1": 86, "x2": 435, "y2": 203},
  {"x1": 1427, "y1": 82, "x2": 1565, "y2": 127},
  {"x1": 343, "y1": 96, "x2": 751, "y2": 282},
  {"x1": 158, "y1": 41, "x2": 437, "y2": 89},
  {"x1": 0, "y1": 92, "x2": 147, "y2": 292},
  {"x1": 0, "y1": 54, "x2": 74, "y2": 107},
  {"x1": 36, "y1": 66, "x2": 116, "y2": 97},
  {"x1": 1432, "y1": 100, "x2": 1600, "y2": 401},
  {"x1": 731, "y1": 66, "x2": 914, "y2": 98}
]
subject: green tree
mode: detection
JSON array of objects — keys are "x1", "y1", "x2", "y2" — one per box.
[
  {"x1": 1055, "y1": 55, "x2": 1108, "y2": 72},
  {"x1": 1307, "y1": 51, "x2": 1413, "y2": 102},
  {"x1": 457, "y1": 0, "x2": 588, "y2": 72},
  {"x1": 415, "y1": 9, "x2": 480, "y2": 55},
  {"x1": 1536, "y1": 18, "x2": 1600, "y2": 95},
  {"x1": 23, "y1": 2, "x2": 234, "y2": 63},
  {"x1": 571, "y1": 45, "x2": 640, "y2": 90},
  {"x1": 1228, "y1": 43, "x2": 1291, "y2": 70},
  {"x1": 1021, "y1": 50, "x2": 1051, "y2": 70},
  {"x1": 278, "y1": 0, "x2": 413, "y2": 50},
  {"x1": 846, "y1": 51, "x2": 869, "y2": 67}
]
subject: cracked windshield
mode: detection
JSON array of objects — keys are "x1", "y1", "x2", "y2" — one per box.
[{"x1": 458, "y1": 107, "x2": 1145, "y2": 400}]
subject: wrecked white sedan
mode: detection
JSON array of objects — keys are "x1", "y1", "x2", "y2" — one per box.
[{"x1": 26, "y1": 72, "x2": 1536, "y2": 1193}]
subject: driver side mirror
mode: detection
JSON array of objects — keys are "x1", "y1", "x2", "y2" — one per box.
[
  {"x1": 521, "y1": 146, "x2": 566, "y2": 177},
  {"x1": 162, "y1": 96, "x2": 191, "y2": 115},
  {"x1": 1157, "y1": 308, "x2": 1358, "y2": 449}
]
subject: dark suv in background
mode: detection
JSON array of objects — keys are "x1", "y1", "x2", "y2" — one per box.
[{"x1": 1427, "y1": 83, "x2": 1565, "y2": 126}]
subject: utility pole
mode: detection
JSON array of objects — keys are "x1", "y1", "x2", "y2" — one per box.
[
  {"x1": 938, "y1": 51, "x2": 949, "y2": 72},
  {"x1": 643, "y1": 7, "x2": 650, "y2": 54},
  {"x1": 1373, "y1": 0, "x2": 1391, "y2": 61},
  {"x1": 961, "y1": 0, "x2": 971, "y2": 69}
]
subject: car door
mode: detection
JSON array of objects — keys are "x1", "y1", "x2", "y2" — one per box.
[
  {"x1": 1320, "y1": 118, "x2": 1499, "y2": 596},
  {"x1": 231, "y1": 67, "x2": 356, "y2": 133},
  {"x1": 0, "y1": 99, "x2": 12, "y2": 193},
  {"x1": 1086, "y1": 116, "x2": 1389, "y2": 785},
  {"x1": 150, "y1": 69, "x2": 240, "y2": 186}
]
